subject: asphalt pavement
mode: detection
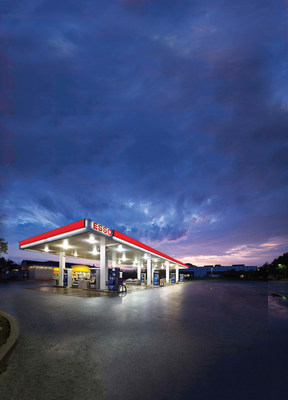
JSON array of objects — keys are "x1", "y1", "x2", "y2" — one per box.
[{"x1": 0, "y1": 280, "x2": 287, "y2": 400}]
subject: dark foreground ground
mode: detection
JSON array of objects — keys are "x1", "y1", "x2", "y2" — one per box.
[{"x1": 0, "y1": 280, "x2": 287, "y2": 400}]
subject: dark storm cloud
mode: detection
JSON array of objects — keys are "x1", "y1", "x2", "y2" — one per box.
[{"x1": 1, "y1": 0, "x2": 287, "y2": 265}]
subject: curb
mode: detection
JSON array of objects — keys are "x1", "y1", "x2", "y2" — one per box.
[{"x1": 0, "y1": 310, "x2": 19, "y2": 368}]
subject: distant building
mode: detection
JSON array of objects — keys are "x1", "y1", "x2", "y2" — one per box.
[
  {"x1": 21, "y1": 260, "x2": 94, "y2": 280},
  {"x1": 180, "y1": 264, "x2": 257, "y2": 278},
  {"x1": 27, "y1": 265, "x2": 54, "y2": 280}
]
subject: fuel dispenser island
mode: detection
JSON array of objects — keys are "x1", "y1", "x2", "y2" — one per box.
[
  {"x1": 180, "y1": 274, "x2": 184, "y2": 282},
  {"x1": 108, "y1": 268, "x2": 126, "y2": 293},
  {"x1": 63, "y1": 268, "x2": 73, "y2": 288},
  {"x1": 153, "y1": 270, "x2": 160, "y2": 286}
]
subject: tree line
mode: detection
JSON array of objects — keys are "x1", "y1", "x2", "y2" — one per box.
[
  {"x1": 259, "y1": 252, "x2": 288, "y2": 279},
  {"x1": 0, "y1": 237, "x2": 19, "y2": 279}
]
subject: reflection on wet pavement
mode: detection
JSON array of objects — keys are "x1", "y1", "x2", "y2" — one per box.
[
  {"x1": 27, "y1": 283, "x2": 168, "y2": 297},
  {"x1": 27, "y1": 286, "x2": 118, "y2": 298},
  {"x1": 0, "y1": 280, "x2": 287, "y2": 400},
  {"x1": 268, "y1": 282, "x2": 288, "y2": 317}
]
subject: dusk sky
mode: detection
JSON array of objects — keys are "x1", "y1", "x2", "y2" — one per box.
[{"x1": 1, "y1": 0, "x2": 287, "y2": 267}]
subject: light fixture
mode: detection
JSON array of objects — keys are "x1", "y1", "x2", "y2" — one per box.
[
  {"x1": 143, "y1": 254, "x2": 148, "y2": 259},
  {"x1": 117, "y1": 245, "x2": 123, "y2": 252},
  {"x1": 88, "y1": 234, "x2": 97, "y2": 244},
  {"x1": 44, "y1": 245, "x2": 49, "y2": 252},
  {"x1": 74, "y1": 250, "x2": 78, "y2": 257},
  {"x1": 122, "y1": 253, "x2": 127, "y2": 261},
  {"x1": 92, "y1": 246, "x2": 99, "y2": 256},
  {"x1": 62, "y1": 239, "x2": 69, "y2": 249}
]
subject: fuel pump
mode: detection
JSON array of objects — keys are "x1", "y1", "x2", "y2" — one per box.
[
  {"x1": 108, "y1": 267, "x2": 120, "y2": 291},
  {"x1": 63, "y1": 268, "x2": 72, "y2": 287},
  {"x1": 170, "y1": 272, "x2": 176, "y2": 284},
  {"x1": 153, "y1": 270, "x2": 160, "y2": 286},
  {"x1": 108, "y1": 268, "x2": 127, "y2": 293},
  {"x1": 90, "y1": 270, "x2": 96, "y2": 289}
]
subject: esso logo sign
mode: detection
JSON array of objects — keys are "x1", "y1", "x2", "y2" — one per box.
[{"x1": 91, "y1": 222, "x2": 113, "y2": 236}]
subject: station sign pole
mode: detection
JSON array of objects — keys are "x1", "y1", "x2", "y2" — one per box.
[{"x1": 100, "y1": 236, "x2": 108, "y2": 290}]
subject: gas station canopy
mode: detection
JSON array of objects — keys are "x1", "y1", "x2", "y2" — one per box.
[{"x1": 19, "y1": 219, "x2": 188, "y2": 269}]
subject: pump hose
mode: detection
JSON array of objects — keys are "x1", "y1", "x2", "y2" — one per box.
[{"x1": 118, "y1": 284, "x2": 127, "y2": 293}]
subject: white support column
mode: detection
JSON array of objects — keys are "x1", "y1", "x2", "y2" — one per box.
[
  {"x1": 166, "y1": 262, "x2": 170, "y2": 284},
  {"x1": 176, "y1": 266, "x2": 179, "y2": 283},
  {"x1": 100, "y1": 236, "x2": 108, "y2": 290},
  {"x1": 59, "y1": 252, "x2": 65, "y2": 287},
  {"x1": 147, "y1": 257, "x2": 152, "y2": 286},
  {"x1": 137, "y1": 262, "x2": 141, "y2": 280},
  {"x1": 152, "y1": 264, "x2": 155, "y2": 284}
]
